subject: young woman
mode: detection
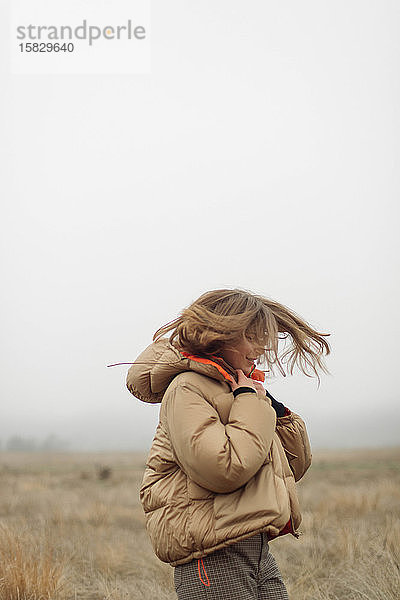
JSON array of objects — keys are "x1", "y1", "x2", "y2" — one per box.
[{"x1": 126, "y1": 289, "x2": 330, "y2": 599}]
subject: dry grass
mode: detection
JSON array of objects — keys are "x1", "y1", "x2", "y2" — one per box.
[{"x1": 0, "y1": 448, "x2": 399, "y2": 599}]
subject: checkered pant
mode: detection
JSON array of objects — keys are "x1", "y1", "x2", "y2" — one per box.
[{"x1": 173, "y1": 533, "x2": 289, "y2": 599}]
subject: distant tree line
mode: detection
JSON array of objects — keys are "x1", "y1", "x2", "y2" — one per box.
[{"x1": 0, "y1": 434, "x2": 70, "y2": 452}]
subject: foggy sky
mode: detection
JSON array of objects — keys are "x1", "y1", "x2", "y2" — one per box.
[{"x1": 1, "y1": 0, "x2": 399, "y2": 451}]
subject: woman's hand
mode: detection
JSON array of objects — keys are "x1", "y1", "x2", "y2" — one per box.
[{"x1": 229, "y1": 369, "x2": 266, "y2": 396}]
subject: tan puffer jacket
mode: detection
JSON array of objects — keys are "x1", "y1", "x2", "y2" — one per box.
[{"x1": 126, "y1": 338, "x2": 311, "y2": 566}]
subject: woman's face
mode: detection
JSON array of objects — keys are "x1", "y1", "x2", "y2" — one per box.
[{"x1": 220, "y1": 335, "x2": 262, "y2": 375}]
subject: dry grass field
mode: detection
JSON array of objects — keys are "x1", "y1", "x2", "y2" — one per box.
[{"x1": 0, "y1": 447, "x2": 399, "y2": 600}]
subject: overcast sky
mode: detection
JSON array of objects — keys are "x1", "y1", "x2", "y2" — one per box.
[{"x1": 1, "y1": 1, "x2": 399, "y2": 451}]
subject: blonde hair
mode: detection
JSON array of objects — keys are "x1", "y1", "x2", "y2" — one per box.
[{"x1": 153, "y1": 289, "x2": 330, "y2": 378}]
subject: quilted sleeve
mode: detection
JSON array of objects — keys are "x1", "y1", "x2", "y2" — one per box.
[
  {"x1": 275, "y1": 412, "x2": 312, "y2": 481},
  {"x1": 164, "y1": 380, "x2": 277, "y2": 494}
]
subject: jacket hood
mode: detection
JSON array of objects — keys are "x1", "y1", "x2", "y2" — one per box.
[{"x1": 126, "y1": 338, "x2": 240, "y2": 404}]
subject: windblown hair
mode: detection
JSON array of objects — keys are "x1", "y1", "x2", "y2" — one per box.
[{"x1": 153, "y1": 289, "x2": 330, "y2": 378}]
